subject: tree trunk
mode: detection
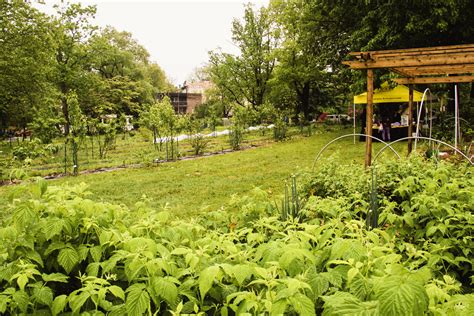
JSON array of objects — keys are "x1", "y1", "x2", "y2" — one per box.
[
  {"x1": 296, "y1": 81, "x2": 311, "y2": 120},
  {"x1": 61, "y1": 88, "x2": 70, "y2": 136}
]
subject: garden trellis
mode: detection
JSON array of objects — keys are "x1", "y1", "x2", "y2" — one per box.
[{"x1": 343, "y1": 43, "x2": 474, "y2": 166}]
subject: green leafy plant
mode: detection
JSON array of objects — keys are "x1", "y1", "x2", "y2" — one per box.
[{"x1": 0, "y1": 157, "x2": 471, "y2": 314}]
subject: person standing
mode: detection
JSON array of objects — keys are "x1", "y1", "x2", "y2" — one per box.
[{"x1": 382, "y1": 116, "x2": 391, "y2": 141}]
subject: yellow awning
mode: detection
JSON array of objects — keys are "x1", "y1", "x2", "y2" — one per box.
[{"x1": 353, "y1": 83, "x2": 424, "y2": 104}]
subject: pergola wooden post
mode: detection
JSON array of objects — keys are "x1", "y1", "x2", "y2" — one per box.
[
  {"x1": 407, "y1": 85, "x2": 414, "y2": 154},
  {"x1": 343, "y1": 43, "x2": 474, "y2": 166},
  {"x1": 365, "y1": 69, "x2": 374, "y2": 167}
]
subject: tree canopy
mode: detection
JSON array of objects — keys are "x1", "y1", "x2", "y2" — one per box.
[
  {"x1": 207, "y1": 0, "x2": 474, "y2": 121},
  {"x1": 0, "y1": 2, "x2": 173, "y2": 135},
  {"x1": 2, "y1": 0, "x2": 474, "y2": 135}
]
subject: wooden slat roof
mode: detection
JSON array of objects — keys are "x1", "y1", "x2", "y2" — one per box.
[{"x1": 343, "y1": 43, "x2": 474, "y2": 84}]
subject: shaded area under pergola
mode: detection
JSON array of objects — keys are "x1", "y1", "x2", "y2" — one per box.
[{"x1": 343, "y1": 43, "x2": 474, "y2": 166}]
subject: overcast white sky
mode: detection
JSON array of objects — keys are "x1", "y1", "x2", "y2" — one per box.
[{"x1": 37, "y1": 0, "x2": 269, "y2": 85}]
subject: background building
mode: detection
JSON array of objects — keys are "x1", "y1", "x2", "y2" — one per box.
[{"x1": 159, "y1": 80, "x2": 213, "y2": 114}]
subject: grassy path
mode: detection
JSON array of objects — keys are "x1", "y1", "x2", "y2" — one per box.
[{"x1": 1, "y1": 129, "x2": 405, "y2": 216}]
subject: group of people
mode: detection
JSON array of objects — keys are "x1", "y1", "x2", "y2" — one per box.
[{"x1": 359, "y1": 108, "x2": 404, "y2": 142}]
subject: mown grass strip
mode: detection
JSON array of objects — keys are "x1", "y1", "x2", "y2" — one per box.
[{"x1": 1, "y1": 129, "x2": 405, "y2": 216}]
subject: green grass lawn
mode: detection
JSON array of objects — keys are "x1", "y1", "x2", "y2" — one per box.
[
  {"x1": 0, "y1": 127, "x2": 407, "y2": 217},
  {"x1": 0, "y1": 127, "x2": 281, "y2": 179}
]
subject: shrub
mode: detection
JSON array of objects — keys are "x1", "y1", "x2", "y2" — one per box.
[
  {"x1": 189, "y1": 134, "x2": 210, "y2": 155},
  {"x1": 229, "y1": 125, "x2": 243, "y2": 150}
]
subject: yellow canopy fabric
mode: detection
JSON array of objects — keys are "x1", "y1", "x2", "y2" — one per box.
[{"x1": 353, "y1": 84, "x2": 423, "y2": 104}]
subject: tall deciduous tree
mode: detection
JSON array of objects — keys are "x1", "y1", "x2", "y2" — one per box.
[
  {"x1": 209, "y1": 5, "x2": 279, "y2": 114},
  {"x1": 51, "y1": 3, "x2": 97, "y2": 135},
  {"x1": 0, "y1": 1, "x2": 55, "y2": 132},
  {"x1": 88, "y1": 27, "x2": 172, "y2": 117},
  {"x1": 270, "y1": 0, "x2": 361, "y2": 118}
]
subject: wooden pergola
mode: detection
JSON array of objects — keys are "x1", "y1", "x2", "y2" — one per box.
[{"x1": 343, "y1": 43, "x2": 474, "y2": 167}]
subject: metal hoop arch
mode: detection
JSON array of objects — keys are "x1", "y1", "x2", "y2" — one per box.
[
  {"x1": 373, "y1": 136, "x2": 473, "y2": 165},
  {"x1": 312, "y1": 133, "x2": 401, "y2": 170},
  {"x1": 442, "y1": 117, "x2": 470, "y2": 125}
]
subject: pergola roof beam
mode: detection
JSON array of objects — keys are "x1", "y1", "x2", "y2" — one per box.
[
  {"x1": 349, "y1": 43, "x2": 474, "y2": 57},
  {"x1": 394, "y1": 75, "x2": 474, "y2": 84},
  {"x1": 397, "y1": 65, "x2": 474, "y2": 76},
  {"x1": 342, "y1": 55, "x2": 474, "y2": 69},
  {"x1": 388, "y1": 68, "x2": 416, "y2": 77}
]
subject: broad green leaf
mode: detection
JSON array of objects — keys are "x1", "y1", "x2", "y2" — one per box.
[
  {"x1": 51, "y1": 294, "x2": 67, "y2": 316},
  {"x1": 33, "y1": 285, "x2": 53, "y2": 307},
  {"x1": 322, "y1": 291, "x2": 379, "y2": 316},
  {"x1": 374, "y1": 275, "x2": 428, "y2": 316},
  {"x1": 101, "y1": 257, "x2": 119, "y2": 274},
  {"x1": 279, "y1": 247, "x2": 314, "y2": 273},
  {"x1": 271, "y1": 299, "x2": 288, "y2": 315},
  {"x1": 281, "y1": 278, "x2": 312, "y2": 297},
  {"x1": 0, "y1": 294, "x2": 9, "y2": 313},
  {"x1": 426, "y1": 225, "x2": 437, "y2": 237},
  {"x1": 349, "y1": 275, "x2": 372, "y2": 301},
  {"x1": 156, "y1": 211, "x2": 170, "y2": 222},
  {"x1": 108, "y1": 303, "x2": 127, "y2": 316},
  {"x1": 152, "y1": 277, "x2": 178, "y2": 307},
  {"x1": 17, "y1": 274, "x2": 28, "y2": 291},
  {"x1": 289, "y1": 293, "x2": 315, "y2": 316},
  {"x1": 77, "y1": 245, "x2": 89, "y2": 262},
  {"x1": 39, "y1": 178, "x2": 48, "y2": 196},
  {"x1": 90, "y1": 245, "x2": 103, "y2": 262},
  {"x1": 69, "y1": 291, "x2": 89, "y2": 314},
  {"x1": 123, "y1": 237, "x2": 157, "y2": 257},
  {"x1": 330, "y1": 239, "x2": 366, "y2": 261},
  {"x1": 108, "y1": 285, "x2": 125, "y2": 301},
  {"x1": 26, "y1": 250, "x2": 44, "y2": 267},
  {"x1": 171, "y1": 247, "x2": 190, "y2": 255},
  {"x1": 308, "y1": 272, "x2": 329, "y2": 298},
  {"x1": 13, "y1": 203, "x2": 38, "y2": 230},
  {"x1": 42, "y1": 273, "x2": 69, "y2": 283},
  {"x1": 100, "y1": 299, "x2": 113, "y2": 311},
  {"x1": 44, "y1": 242, "x2": 67, "y2": 256},
  {"x1": 347, "y1": 267, "x2": 359, "y2": 285},
  {"x1": 99, "y1": 230, "x2": 113, "y2": 245},
  {"x1": 125, "y1": 259, "x2": 144, "y2": 281},
  {"x1": 57, "y1": 247, "x2": 79, "y2": 274},
  {"x1": 86, "y1": 262, "x2": 100, "y2": 277},
  {"x1": 233, "y1": 264, "x2": 254, "y2": 286},
  {"x1": 181, "y1": 300, "x2": 196, "y2": 314},
  {"x1": 185, "y1": 253, "x2": 199, "y2": 269},
  {"x1": 0, "y1": 226, "x2": 17, "y2": 241},
  {"x1": 12, "y1": 290, "x2": 29, "y2": 313},
  {"x1": 126, "y1": 283, "x2": 150, "y2": 315},
  {"x1": 43, "y1": 218, "x2": 65, "y2": 240},
  {"x1": 199, "y1": 265, "x2": 221, "y2": 299}
]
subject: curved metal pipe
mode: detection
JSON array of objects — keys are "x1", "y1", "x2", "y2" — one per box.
[
  {"x1": 414, "y1": 88, "x2": 430, "y2": 152},
  {"x1": 442, "y1": 117, "x2": 470, "y2": 125},
  {"x1": 312, "y1": 133, "x2": 401, "y2": 170},
  {"x1": 373, "y1": 136, "x2": 473, "y2": 165}
]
